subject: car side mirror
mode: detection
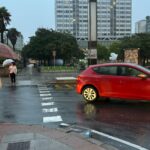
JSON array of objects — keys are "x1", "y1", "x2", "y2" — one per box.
[{"x1": 137, "y1": 74, "x2": 147, "y2": 79}]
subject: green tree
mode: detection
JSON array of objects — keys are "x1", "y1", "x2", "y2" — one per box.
[
  {"x1": 22, "y1": 28, "x2": 84, "y2": 65},
  {"x1": 7, "y1": 28, "x2": 20, "y2": 51},
  {"x1": 0, "y1": 7, "x2": 11, "y2": 43},
  {"x1": 97, "y1": 44, "x2": 109, "y2": 61},
  {"x1": 109, "y1": 42, "x2": 122, "y2": 60},
  {"x1": 137, "y1": 33, "x2": 150, "y2": 65},
  {"x1": 120, "y1": 33, "x2": 150, "y2": 65}
]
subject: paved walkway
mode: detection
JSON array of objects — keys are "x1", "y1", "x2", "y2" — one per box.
[
  {"x1": 0, "y1": 67, "x2": 117, "y2": 150},
  {"x1": 1, "y1": 67, "x2": 78, "y2": 86},
  {"x1": 0, "y1": 123, "x2": 116, "y2": 150}
]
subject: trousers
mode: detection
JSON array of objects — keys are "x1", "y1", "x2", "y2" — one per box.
[{"x1": 9, "y1": 73, "x2": 16, "y2": 83}]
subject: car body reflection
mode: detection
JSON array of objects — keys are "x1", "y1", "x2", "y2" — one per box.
[
  {"x1": 77, "y1": 100, "x2": 150, "y2": 125},
  {"x1": 77, "y1": 100, "x2": 150, "y2": 149}
]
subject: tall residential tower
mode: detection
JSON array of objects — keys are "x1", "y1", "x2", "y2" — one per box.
[{"x1": 55, "y1": 0, "x2": 132, "y2": 47}]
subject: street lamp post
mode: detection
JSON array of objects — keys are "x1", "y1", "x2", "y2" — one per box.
[
  {"x1": 88, "y1": 0, "x2": 97, "y2": 65},
  {"x1": 71, "y1": 18, "x2": 77, "y2": 39},
  {"x1": 52, "y1": 50, "x2": 56, "y2": 68}
]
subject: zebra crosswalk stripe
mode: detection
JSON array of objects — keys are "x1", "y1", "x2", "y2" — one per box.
[
  {"x1": 42, "y1": 108, "x2": 58, "y2": 113},
  {"x1": 43, "y1": 116, "x2": 62, "y2": 123},
  {"x1": 40, "y1": 93, "x2": 51, "y2": 97},
  {"x1": 41, "y1": 102, "x2": 54, "y2": 106},
  {"x1": 38, "y1": 85, "x2": 63, "y2": 123}
]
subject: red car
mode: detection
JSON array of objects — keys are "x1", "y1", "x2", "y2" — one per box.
[{"x1": 76, "y1": 63, "x2": 150, "y2": 102}]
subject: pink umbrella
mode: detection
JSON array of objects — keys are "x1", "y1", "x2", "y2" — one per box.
[{"x1": 0, "y1": 43, "x2": 19, "y2": 60}]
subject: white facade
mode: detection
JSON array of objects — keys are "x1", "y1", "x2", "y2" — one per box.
[
  {"x1": 55, "y1": 0, "x2": 132, "y2": 46},
  {"x1": 146, "y1": 16, "x2": 150, "y2": 33},
  {"x1": 135, "y1": 20, "x2": 146, "y2": 33},
  {"x1": 55, "y1": 0, "x2": 88, "y2": 40}
]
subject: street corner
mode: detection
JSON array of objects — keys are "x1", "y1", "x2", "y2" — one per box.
[
  {"x1": 0, "y1": 124, "x2": 73, "y2": 150},
  {"x1": 0, "y1": 123, "x2": 109, "y2": 150}
]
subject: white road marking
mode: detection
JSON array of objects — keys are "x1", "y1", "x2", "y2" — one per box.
[
  {"x1": 38, "y1": 88, "x2": 48, "y2": 90},
  {"x1": 38, "y1": 85, "x2": 63, "y2": 124},
  {"x1": 42, "y1": 108, "x2": 58, "y2": 113},
  {"x1": 39, "y1": 91, "x2": 50, "y2": 94},
  {"x1": 43, "y1": 116, "x2": 62, "y2": 123},
  {"x1": 41, "y1": 102, "x2": 54, "y2": 106},
  {"x1": 42, "y1": 97, "x2": 53, "y2": 101},
  {"x1": 40, "y1": 93, "x2": 52, "y2": 97},
  {"x1": 56, "y1": 77, "x2": 76, "y2": 80},
  {"x1": 91, "y1": 130, "x2": 148, "y2": 150}
]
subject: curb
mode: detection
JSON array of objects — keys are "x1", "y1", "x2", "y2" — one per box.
[{"x1": 0, "y1": 123, "x2": 111, "y2": 150}]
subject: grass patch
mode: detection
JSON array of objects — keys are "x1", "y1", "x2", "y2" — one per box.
[{"x1": 41, "y1": 66, "x2": 77, "y2": 72}]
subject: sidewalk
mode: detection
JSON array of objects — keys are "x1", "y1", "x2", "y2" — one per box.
[
  {"x1": 0, "y1": 67, "x2": 79, "y2": 86},
  {"x1": 0, "y1": 123, "x2": 118, "y2": 150},
  {"x1": 0, "y1": 68, "x2": 117, "y2": 150}
]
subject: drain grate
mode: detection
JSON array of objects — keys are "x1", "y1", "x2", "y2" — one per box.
[{"x1": 7, "y1": 141, "x2": 30, "y2": 150}]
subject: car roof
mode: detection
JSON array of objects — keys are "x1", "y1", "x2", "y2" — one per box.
[
  {"x1": 88, "y1": 63, "x2": 150, "y2": 74},
  {"x1": 89, "y1": 63, "x2": 138, "y2": 68}
]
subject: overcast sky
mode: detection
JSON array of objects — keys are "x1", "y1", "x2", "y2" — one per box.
[{"x1": 1, "y1": 0, "x2": 150, "y2": 43}]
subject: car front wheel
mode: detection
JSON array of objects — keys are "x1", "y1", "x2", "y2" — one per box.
[{"x1": 82, "y1": 86, "x2": 98, "y2": 102}]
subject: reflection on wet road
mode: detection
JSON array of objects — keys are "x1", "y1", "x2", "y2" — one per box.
[
  {"x1": 0, "y1": 83, "x2": 150, "y2": 149},
  {"x1": 45, "y1": 84, "x2": 150, "y2": 149},
  {"x1": 77, "y1": 100, "x2": 150, "y2": 149},
  {"x1": 0, "y1": 86, "x2": 42, "y2": 124}
]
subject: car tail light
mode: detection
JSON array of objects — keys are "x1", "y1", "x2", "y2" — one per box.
[
  {"x1": 76, "y1": 76, "x2": 80, "y2": 81},
  {"x1": 76, "y1": 76, "x2": 81, "y2": 83}
]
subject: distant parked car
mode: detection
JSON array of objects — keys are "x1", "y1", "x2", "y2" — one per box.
[{"x1": 76, "y1": 63, "x2": 150, "y2": 102}]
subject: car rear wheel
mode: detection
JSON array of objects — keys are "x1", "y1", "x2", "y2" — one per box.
[{"x1": 82, "y1": 86, "x2": 98, "y2": 102}]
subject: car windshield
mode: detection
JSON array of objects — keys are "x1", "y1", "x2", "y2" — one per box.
[{"x1": 135, "y1": 64, "x2": 150, "y2": 73}]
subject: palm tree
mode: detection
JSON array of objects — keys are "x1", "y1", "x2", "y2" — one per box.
[
  {"x1": 0, "y1": 7, "x2": 11, "y2": 43},
  {"x1": 7, "y1": 28, "x2": 20, "y2": 51}
]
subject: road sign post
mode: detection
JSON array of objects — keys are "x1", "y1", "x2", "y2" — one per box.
[{"x1": 52, "y1": 50, "x2": 56, "y2": 67}]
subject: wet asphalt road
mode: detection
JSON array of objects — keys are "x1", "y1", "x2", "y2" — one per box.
[
  {"x1": 0, "y1": 83, "x2": 150, "y2": 150},
  {"x1": 0, "y1": 86, "x2": 42, "y2": 124}
]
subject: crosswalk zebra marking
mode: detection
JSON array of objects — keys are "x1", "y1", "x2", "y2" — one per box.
[
  {"x1": 42, "y1": 108, "x2": 58, "y2": 113},
  {"x1": 38, "y1": 85, "x2": 63, "y2": 123},
  {"x1": 39, "y1": 91, "x2": 50, "y2": 94},
  {"x1": 43, "y1": 116, "x2": 62, "y2": 123},
  {"x1": 41, "y1": 102, "x2": 54, "y2": 106},
  {"x1": 40, "y1": 93, "x2": 52, "y2": 97},
  {"x1": 39, "y1": 88, "x2": 48, "y2": 91},
  {"x1": 42, "y1": 97, "x2": 53, "y2": 101}
]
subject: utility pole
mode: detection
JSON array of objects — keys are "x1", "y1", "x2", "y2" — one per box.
[
  {"x1": 52, "y1": 50, "x2": 56, "y2": 68},
  {"x1": 88, "y1": 0, "x2": 97, "y2": 65}
]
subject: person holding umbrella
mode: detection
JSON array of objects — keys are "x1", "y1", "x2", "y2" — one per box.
[{"x1": 8, "y1": 62, "x2": 17, "y2": 85}]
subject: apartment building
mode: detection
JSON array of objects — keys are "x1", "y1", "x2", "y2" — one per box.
[
  {"x1": 135, "y1": 16, "x2": 150, "y2": 33},
  {"x1": 55, "y1": 0, "x2": 132, "y2": 47},
  {"x1": 146, "y1": 16, "x2": 150, "y2": 33},
  {"x1": 135, "y1": 20, "x2": 146, "y2": 33}
]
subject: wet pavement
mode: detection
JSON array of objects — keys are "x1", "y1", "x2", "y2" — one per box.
[
  {"x1": 0, "y1": 123, "x2": 108, "y2": 150},
  {"x1": 0, "y1": 68, "x2": 114, "y2": 150},
  {"x1": 0, "y1": 67, "x2": 149, "y2": 150}
]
